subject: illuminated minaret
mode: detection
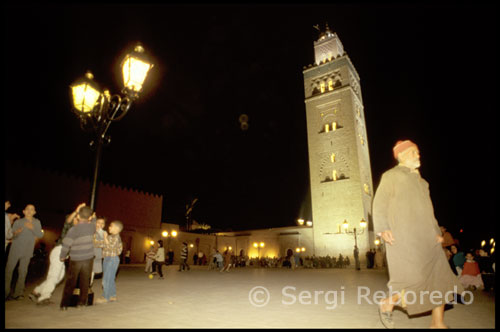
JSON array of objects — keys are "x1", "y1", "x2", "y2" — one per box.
[{"x1": 302, "y1": 24, "x2": 374, "y2": 260}]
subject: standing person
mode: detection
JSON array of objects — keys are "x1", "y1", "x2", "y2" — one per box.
[
  {"x1": 124, "y1": 249, "x2": 131, "y2": 264},
  {"x1": 95, "y1": 220, "x2": 123, "y2": 304},
  {"x1": 30, "y1": 203, "x2": 85, "y2": 305},
  {"x1": 374, "y1": 247, "x2": 384, "y2": 269},
  {"x1": 5, "y1": 200, "x2": 20, "y2": 251},
  {"x1": 152, "y1": 240, "x2": 166, "y2": 279},
  {"x1": 373, "y1": 140, "x2": 464, "y2": 329},
  {"x1": 59, "y1": 206, "x2": 95, "y2": 310},
  {"x1": 167, "y1": 249, "x2": 174, "y2": 265},
  {"x1": 354, "y1": 246, "x2": 360, "y2": 270},
  {"x1": 198, "y1": 251, "x2": 204, "y2": 265},
  {"x1": 440, "y1": 226, "x2": 455, "y2": 248},
  {"x1": 91, "y1": 216, "x2": 107, "y2": 288},
  {"x1": 178, "y1": 242, "x2": 190, "y2": 271},
  {"x1": 145, "y1": 245, "x2": 156, "y2": 273},
  {"x1": 5, "y1": 204, "x2": 43, "y2": 300},
  {"x1": 451, "y1": 245, "x2": 465, "y2": 276},
  {"x1": 221, "y1": 249, "x2": 232, "y2": 272}
]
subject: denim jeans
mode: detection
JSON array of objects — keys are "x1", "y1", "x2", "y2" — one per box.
[{"x1": 102, "y1": 256, "x2": 120, "y2": 300}]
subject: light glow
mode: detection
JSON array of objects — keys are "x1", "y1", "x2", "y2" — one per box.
[{"x1": 122, "y1": 45, "x2": 152, "y2": 93}]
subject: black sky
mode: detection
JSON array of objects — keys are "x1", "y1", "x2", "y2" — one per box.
[{"x1": 4, "y1": 4, "x2": 497, "y2": 248}]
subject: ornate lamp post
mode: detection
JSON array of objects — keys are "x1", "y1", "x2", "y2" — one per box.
[
  {"x1": 69, "y1": 44, "x2": 154, "y2": 210},
  {"x1": 338, "y1": 219, "x2": 367, "y2": 270}
]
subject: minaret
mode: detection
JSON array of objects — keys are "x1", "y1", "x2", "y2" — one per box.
[{"x1": 302, "y1": 24, "x2": 374, "y2": 262}]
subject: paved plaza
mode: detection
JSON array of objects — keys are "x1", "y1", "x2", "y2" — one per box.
[{"x1": 4, "y1": 264, "x2": 495, "y2": 328}]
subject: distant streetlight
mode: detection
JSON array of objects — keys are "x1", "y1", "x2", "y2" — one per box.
[
  {"x1": 162, "y1": 231, "x2": 168, "y2": 237},
  {"x1": 306, "y1": 220, "x2": 313, "y2": 227},
  {"x1": 296, "y1": 248, "x2": 301, "y2": 253},
  {"x1": 297, "y1": 218, "x2": 305, "y2": 226},
  {"x1": 253, "y1": 242, "x2": 265, "y2": 258},
  {"x1": 490, "y1": 238, "x2": 494, "y2": 245},
  {"x1": 336, "y1": 219, "x2": 367, "y2": 270},
  {"x1": 70, "y1": 43, "x2": 154, "y2": 211},
  {"x1": 301, "y1": 247, "x2": 306, "y2": 252},
  {"x1": 374, "y1": 239, "x2": 381, "y2": 246},
  {"x1": 481, "y1": 240, "x2": 486, "y2": 247}
]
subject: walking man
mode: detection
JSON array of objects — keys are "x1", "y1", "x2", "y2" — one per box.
[
  {"x1": 373, "y1": 140, "x2": 463, "y2": 328},
  {"x1": 5, "y1": 204, "x2": 44, "y2": 300}
]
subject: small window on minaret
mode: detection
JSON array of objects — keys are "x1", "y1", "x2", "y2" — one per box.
[
  {"x1": 325, "y1": 123, "x2": 330, "y2": 133},
  {"x1": 332, "y1": 122, "x2": 337, "y2": 131},
  {"x1": 332, "y1": 170, "x2": 338, "y2": 181},
  {"x1": 330, "y1": 153, "x2": 336, "y2": 163},
  {"x1": 320, "y1": 82, "x2": 326, "y2": 93},
  {"x1": 364, "y1": 184, "x2": 370, "y2": 195},
  {"x1": 328, "y1": 80, "x2": 334, "y2": 91}
]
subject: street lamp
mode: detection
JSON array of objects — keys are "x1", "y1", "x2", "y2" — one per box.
[
  {"x1": 70, "y1": 43, "x2": 154, "y2": 210},
  {"x1": 338, "y1": 219, "x2": 367, "y2": 270},
  {"x1": 253, "y1": 242, "x2": 265, "y2": 258}
]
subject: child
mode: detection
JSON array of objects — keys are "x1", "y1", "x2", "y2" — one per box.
[
  {"x1": 95, "y1": 220, "x2": 123, "y2": 304},
  {"x1": 145, "y1": 245, "x2": 156, "y2": 273},
  {"x1": 458, "y1": 252, "x2": 484, "y2": 290},
  {"x1": 91, "y1": 216, "x2": 107, "y2": 287},
  {"x1": 59, "y1": 206, "x2": 95, "y2": 310}
]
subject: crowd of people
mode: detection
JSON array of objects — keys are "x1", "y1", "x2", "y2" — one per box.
[
  {"x1": 440, "y1": 227, "x2": 496, "y2": 292},
  {"x1": 5, "y1": 200, "x2": 124, "y2": 310}
]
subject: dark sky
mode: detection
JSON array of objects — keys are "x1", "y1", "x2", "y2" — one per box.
[{"x1": 4, "y1": 4, "x2": 497, "y2": 248}]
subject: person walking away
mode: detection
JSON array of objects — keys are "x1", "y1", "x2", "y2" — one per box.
[
  {"x1": 59, "y1": 206, "x2": 95, "y2": 310},
  {"x1": 5, "y1": 204, "x2": 43, "y2": 300},
  {"x1": 145, "y1": 245, "x2": 156, "y2": 273},
  {"x1": 95, "y1": 220, "x2": 123, "y2": 304},
  {"x1": 152, "y1": 240, "x2": 166, "y2": 279},
  {"x1": 373, "y1": 140, "x2": 463, "y2": 329},
  {"x1": 179, "y1": 242, "x2": 190, "y2": 271}
]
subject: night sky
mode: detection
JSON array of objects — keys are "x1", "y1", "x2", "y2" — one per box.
[{"x1": 4, "y1": 4, "x2": 497, "y2": 249}]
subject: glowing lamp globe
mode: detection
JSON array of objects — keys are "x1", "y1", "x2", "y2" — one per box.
[
  {"x1": 360, "y1": 219, "x2": 367, "y2": 229},
  {"x1": 121, "y1": 44, "x2": 153, "y2": 95},
  {"x1": 342, "y1": 220, "x2": 349, "y2": 230},
  {"x1": 70, "y1": 71, "x2": 101, "y2": 114}
]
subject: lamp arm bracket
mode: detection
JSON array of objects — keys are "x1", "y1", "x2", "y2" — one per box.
[{"x1": 107, "y1": 94, "x2": 132, "y2": 122}]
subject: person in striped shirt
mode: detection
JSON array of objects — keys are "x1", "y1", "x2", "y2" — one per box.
[
  {"x1": 59, "y1": 205, "x2": 95, "y2": 310},
  {"x1": 95, "y1": 220, "x2": 123, "y2": 304}
]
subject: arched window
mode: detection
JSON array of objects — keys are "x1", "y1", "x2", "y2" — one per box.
[
  {"x1": 328, "y1": 80, "x2": 334, "y2": 91},
  {"x1": 320, "y1": 82, "x2": 326, "y2": 93}
]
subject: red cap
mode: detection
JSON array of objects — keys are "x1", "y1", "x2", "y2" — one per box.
[{"x1": 393, "y1": 140, "x2": 418, "y2": 159}]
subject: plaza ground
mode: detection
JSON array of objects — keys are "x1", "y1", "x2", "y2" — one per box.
[{"x1": 4, "y1": 264, "x2": 495, "y2": 328}]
